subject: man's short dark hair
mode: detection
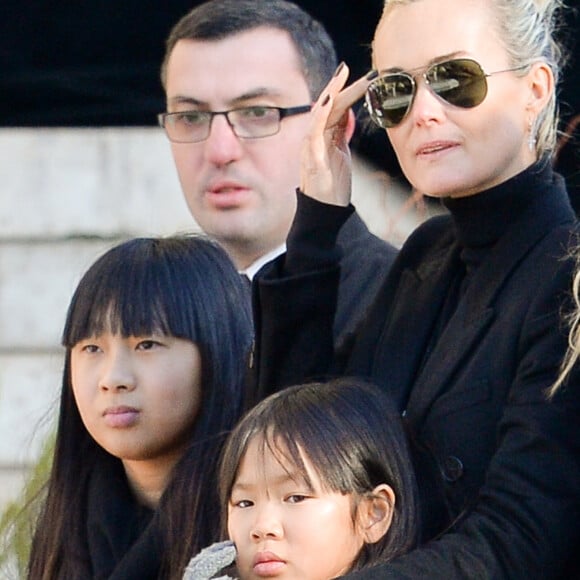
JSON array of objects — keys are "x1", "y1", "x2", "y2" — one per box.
[{"x1": 160, "y1": 0, "x2": 337, "y2": 100}]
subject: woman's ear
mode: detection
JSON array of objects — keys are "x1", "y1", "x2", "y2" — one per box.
[
  {"x1": 357, "y1": 484, "x2": 395, "y2": 544},
  {"x1": 526, "y1": 61, "x2": 554, "y2": 117}
]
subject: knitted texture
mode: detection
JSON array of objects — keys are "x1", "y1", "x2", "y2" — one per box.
[{"x1": 182, "y1": 540, "x2": 237, "y2": 580}]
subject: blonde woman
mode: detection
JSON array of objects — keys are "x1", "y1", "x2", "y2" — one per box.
[{"x1": 252, "y1": 0, "x2": 580, "y2": 577}]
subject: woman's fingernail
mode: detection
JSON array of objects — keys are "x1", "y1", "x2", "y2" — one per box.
[
  {"x1": 333, "y1": 62, "x2": 345, "y2": 77},
  {"x1": 321, "y1": 94, "x2": 331, "y2": 106},
  {"x1": 366, "y1": 70, "x2": 378, "y2": 81}
]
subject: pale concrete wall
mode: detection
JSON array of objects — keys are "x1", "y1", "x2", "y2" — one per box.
[
  {"x1": 0, "y1": 127, "x2": 196, "y2": 510},
  {"x1": 0, "y1": 127, "x2": 424, "y2": 514}
]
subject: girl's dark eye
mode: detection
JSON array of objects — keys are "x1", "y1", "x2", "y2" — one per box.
[
  {"x1": 234, "y1": 499, "x2": 253, "y2": 508},
  {"x1": 286, "y1": 494, "x2": 308, "y2": 504},
  {"x1": 137, "y1": 338, "x2": 164, "y2": 350},
  {"x1": 81, "y1": 344, "x2": 100, "y2": 353}
]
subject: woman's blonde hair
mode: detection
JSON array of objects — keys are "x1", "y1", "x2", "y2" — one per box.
[{"x1": 550, "y1": 255, "x2": 580, "y2": 396}]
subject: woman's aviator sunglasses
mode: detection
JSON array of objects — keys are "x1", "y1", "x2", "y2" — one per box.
[{"x1": 365, "y1": 58, "x2": 528, "y2": 128}]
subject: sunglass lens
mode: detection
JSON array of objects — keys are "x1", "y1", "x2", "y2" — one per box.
[
  {"x1": 366, "y1": 74, "x2": 414, "y2": 128},
  {"x1": 427, "y1": 59, "x2": 488, "y2": 108}
]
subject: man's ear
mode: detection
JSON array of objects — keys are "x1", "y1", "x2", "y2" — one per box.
[
  {"x1": 357, "y1": 484, "x2": 395, "y2": 544},
  {"x1": 344, "y1": 109, "x2": 356, "y2": 144}
]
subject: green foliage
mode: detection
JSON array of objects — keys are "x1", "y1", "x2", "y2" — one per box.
[{"x1": 0, "y1": 436, "x2": 54, "y2": 578}]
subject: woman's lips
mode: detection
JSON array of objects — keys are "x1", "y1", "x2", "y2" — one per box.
[
  {"x1": 415, "y1": 140, "x2": 458, "y2": 157},
  {"x1": 103, "y1": 406, "x2": 140, "y2": 428}
]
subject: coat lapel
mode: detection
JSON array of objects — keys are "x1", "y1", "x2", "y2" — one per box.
[
  {"x1": 407, "y1": 185, "x2": 575, "y2": 424},
  {"x1": 367, "y1": 237, "x2": 462, "y2": 410}
]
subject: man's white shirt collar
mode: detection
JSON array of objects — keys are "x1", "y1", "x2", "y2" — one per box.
[{"x1": 240, "y1": 244, "x2": 286, "y2": 280}]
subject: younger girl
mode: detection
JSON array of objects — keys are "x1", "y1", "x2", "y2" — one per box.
[
  {"x1": 27, "y1": 235, "x2": 253, "y2": 579},
  {"x1": 184, "y1": 378, "x2": 418, "y2": 580}
]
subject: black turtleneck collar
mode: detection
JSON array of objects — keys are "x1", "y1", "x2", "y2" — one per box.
[
  {"x1": 443, "y1": 160, "x2": 554, "y2": 250},
  {"x1": 420, "y1": 159, "x2": 570, "y2": 354}
]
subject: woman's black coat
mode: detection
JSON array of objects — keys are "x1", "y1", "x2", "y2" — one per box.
[{"x1": 251, "y1": 165, "x2": 580, "y2": 578}]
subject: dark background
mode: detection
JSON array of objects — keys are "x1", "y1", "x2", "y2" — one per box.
[{"x1": 1, "y1": 1, "x2": 577, "y2": 200}]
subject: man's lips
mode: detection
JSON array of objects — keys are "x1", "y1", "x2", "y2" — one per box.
[
  {"x1": 207, "y1": 179, "x2": 249, "y2": 194},
  {"x1": 102, "y1": 406, "x2": 140, "y2": 428},
  {"x1": 206, "y1": 181, "x2": 251, "y2": 208},
  {"x1": 252, "y1": 551, "x2": 286, "y2": 576}
]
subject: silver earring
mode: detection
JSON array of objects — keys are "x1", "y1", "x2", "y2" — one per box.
[{"x1": 528, "y1": 119, "x2": 537, "y2": 152}]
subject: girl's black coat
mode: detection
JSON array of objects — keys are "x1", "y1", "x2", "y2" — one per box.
[
  {"x1": 86, "y1": 459, "x2": 161, "y2": 579},
  {"x1": 251, "y1": 164, "x2": 580, "y2": 578}
]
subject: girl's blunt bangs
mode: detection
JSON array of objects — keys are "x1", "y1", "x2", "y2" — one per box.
[
  {"x1": 263, "y1": 384, "x2": 389, "y2": 495},
  {"x1": 62, "y1": 238, "x2": 206, "y2": 347},
  {"x1": 221, "y1": 381, "x2": 387, "y2": 503}
]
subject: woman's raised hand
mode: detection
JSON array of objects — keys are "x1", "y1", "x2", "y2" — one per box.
[{"x1": 300, "y1": 63, "x2": 373, "y2": 207}]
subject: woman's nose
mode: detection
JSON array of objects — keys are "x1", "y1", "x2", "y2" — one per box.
[{"x1": 407, "y1": 76, "x2": 447, "y2": 126}]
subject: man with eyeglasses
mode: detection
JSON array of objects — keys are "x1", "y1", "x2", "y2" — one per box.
[{"x1": 158, "y1": 0, "x2": 397, "y2": 348}]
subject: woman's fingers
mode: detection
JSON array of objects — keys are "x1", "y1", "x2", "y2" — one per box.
[
  {"x1": 311, "y1": 63, "x2": 349, "y2": 120},
  {"x1": 300, "y1": 63, "x2": 374, "y2": 206},
  {"x1": 312, "y1": 63, "x2": 372, "y2": 130},
  {"x1": 300, "y1": 88, "x2": 335, "y2": 200},
  {"x1": 328, "y1": 70, "x2": 374, "y2": 127}
]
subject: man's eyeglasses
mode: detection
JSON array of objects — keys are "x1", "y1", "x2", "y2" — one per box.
[
  {"x1": 158, "y1": 105, "x2": 312, "y2": 143},
  {"x1": 365, "y1": 58, "x2": 528, "y2": 129}
]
